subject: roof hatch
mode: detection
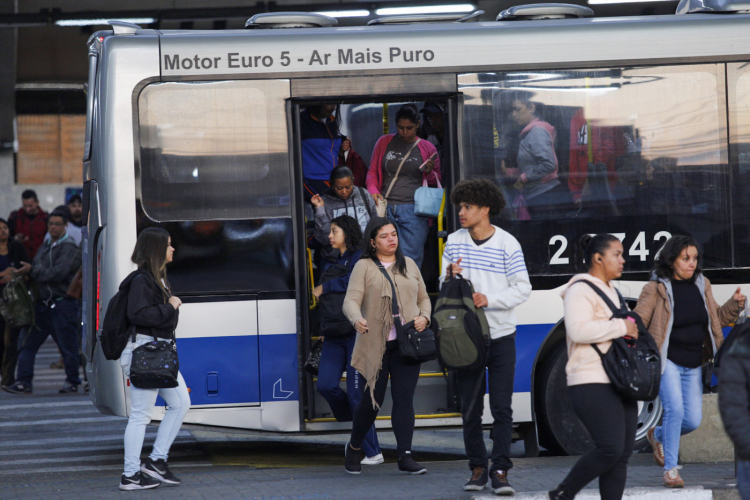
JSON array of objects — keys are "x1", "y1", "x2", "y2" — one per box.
[
  {"x1": 496, "y1": 3, "x2": 594, "y2": 20},
  {"x1": 245, "y1": 12, "x2": 338, "y2": 29},
  {"x1": 368, "y1": 10, "x2": 484, "y2": 25}
]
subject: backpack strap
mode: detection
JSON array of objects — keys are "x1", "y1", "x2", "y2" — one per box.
[
  {"x1": 358, "y1": 187, "x2": 373, "y2": 218},
  {"x1": 572, "y1": 279, "x2": 627, "y2": 317}
]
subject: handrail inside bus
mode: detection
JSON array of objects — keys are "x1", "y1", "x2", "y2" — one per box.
[
  {"x1": 438, "y1": 190, "x2": 446, "y2": 272},
  {"x1": 307, "y1": 247, "x2": 317, "y2": 310}
]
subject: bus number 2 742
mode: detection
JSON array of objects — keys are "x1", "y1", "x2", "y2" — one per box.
[{"x1": 549, "y1": 231, "x2": 672, "y2": 265}]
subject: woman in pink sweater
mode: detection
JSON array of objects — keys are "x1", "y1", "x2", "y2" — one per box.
[{"x1": 548, "y1": 234, "x2": 639, "y2": 500}]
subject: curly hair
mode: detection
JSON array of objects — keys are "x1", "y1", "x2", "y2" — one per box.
[
  {"x1": 449, "y1": 178, "x2": 506, "y2": 217},
  {"x1": 330, "y1": 215, "x2": 362, "y2": 253},
  {"x1": 653, "y1": 235, "x2": 701, "y2": 282}
]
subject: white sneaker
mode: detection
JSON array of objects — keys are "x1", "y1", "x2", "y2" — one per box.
[{"x1": 361, "y1": 453, "x2": 384, "y2": 465}]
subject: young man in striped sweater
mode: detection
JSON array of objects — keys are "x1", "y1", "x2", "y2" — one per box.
[{"x1": 440, "y1": 179, "x2": 532, "y2": 495}]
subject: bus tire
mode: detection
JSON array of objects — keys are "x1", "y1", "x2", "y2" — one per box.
[{"x1": 535, "y1": 340, "x2": 663, "y2": 456}]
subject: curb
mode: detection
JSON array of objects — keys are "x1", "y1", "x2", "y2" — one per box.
[{"x1": 472, "y1": 486, "x2": 740, "y2": 499}]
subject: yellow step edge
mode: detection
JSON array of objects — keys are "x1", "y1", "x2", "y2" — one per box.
[
  {"x1": 306, "y1": 412, "x2": 461, "y2": 423},
  {"x1": 312, "y1": 372, "x2": 445, "y2": 383}
]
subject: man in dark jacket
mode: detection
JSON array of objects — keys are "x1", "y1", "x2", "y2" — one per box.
[
  {"x1": 8, "y1": 189, "x2": 48, "y2": 260},
  {"x1": 719, "y1": 332, "x2": 750, "y2": 500},
  {"x1": 4, "y1": 211, "x2": 81, "y2": 395}
]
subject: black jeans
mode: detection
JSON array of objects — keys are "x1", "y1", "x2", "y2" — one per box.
[
  {"x1": 457, "y1": 334, "x2": 516, "y2": 472},
  {"x1": 558, "y1": 383, "x2": 638, "y2": 500},
  {"x1": 1, "y1": 319, "x2": 22, "y2": 387},
  {"x1": 350, "y1": 340, "x2": 421, "y2": 455}
]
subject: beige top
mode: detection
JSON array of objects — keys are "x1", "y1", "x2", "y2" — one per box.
[
  {"x1": 561, "y1": 274, "x2": 628, "y2": 386},
  {"x1": 343, "y1": 256, "x2": 431, "y2": 406}
]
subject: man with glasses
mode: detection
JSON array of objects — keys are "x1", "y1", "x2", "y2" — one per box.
[
  {"x1": 3, "y1": 210, "x2": 81, "y2": 395},
  {"x1": 311, "y1": 166, "x2": 377, "y2": 263}
]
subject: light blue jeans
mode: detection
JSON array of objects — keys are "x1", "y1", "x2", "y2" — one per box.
[
  {"x1": 120, "y1": 334, "x2": 191, "y2": 476},
  {"x1": 386, "y1": 203, "x2": 430, "y2": 269},
  {"x1": 654, "y1": 359, "x2": 703, "y2": 470}
]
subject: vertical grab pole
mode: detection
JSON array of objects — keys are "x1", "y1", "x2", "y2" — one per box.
[
  {"x1": 438, "y1": 191, "x2": 446, "y2": 272},
  {"x1": 383, "y1": 103, "x2": 389, "y2": 135}
]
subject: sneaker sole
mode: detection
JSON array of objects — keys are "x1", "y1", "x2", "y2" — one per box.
[
  {"x1": 400, "y1": 468, "x2": 427, "y2": 475},
  {"x1": 141, "y1": 466, "x2": 181, "y2": 485},
  {"x1": 119, "y1": 482, "x2": 160, "y2": 491},
  {"x1": 664, "y1": 482, "x2": 684, "y2": 488},
  {"x1": 345, "y1": 468, "x2": 361, "y2": 475},
  {"x1": 361, "y1": 458, "x2": 384, "y2": 466},
  {"x1": 2, "y1": 388, "x2": 31, "y2": 394},
  {"x1": 492, "y1": 486, "x2": 515, "y2": 495},
  {"x1": 463, "y1": 485, "x2": 486, "y2": 491}
]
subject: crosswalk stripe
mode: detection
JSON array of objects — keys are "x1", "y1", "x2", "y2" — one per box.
[
  {"x1": 0, "y1": 400, "x2": 93, "y2": 410},
  {"x1": 0, "y1": 430, "x2": 192, "y2": 448},
  {"x1": 0, "y1": 450, "x2": 205, "y2": 467},
  {"x1": 0, "y1": 416, "x2": 121, "y2": 427},
  {"x1": 0, "y1": 462, "x2": 213, "y2": 476}
]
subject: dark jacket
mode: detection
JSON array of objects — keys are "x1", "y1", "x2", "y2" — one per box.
[
  {"x1": 2, "y1": 239, "x2": 30, "y2": 272},
  {"x1": 301, "y1": 109, "x2": 345, "y2": 181},
  {"x1": 718, "y1": 331, "x2": 750, "y2": 459},
  {"x1": 320, "y1": 248, "x2": 362, "y2": 296},
  {"x1": 125, "y1": 271, "x2": 178, "y2": 341},
  {"x1": 30, "y1": 234, "x2": 79, "y2": 302},
  {"x1": 8, "y1": 208, "x2": 48, "y2": 260},
  {"x1": 318, "y1": 248, "x2": 361, "y2": 337}
]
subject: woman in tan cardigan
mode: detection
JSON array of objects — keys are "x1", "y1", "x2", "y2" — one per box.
[
  {"x1": 342, "y1": 217, "x2": 431, "y2": 476},
  {"x1": 548, "y1": 234, "x2": 639, "y2": 500},
  {"x1": 635, "y1": 235, "x2": 744, "y2": 488}
]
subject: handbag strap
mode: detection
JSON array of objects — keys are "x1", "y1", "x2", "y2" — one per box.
[
  {"x1": 383, "y1": 138, "x2": 420, "y2": 200},
  {"x1": 421, "y1": 173, "x2": 442, "y2": 189},
  {"x1": 572, "y1": 279, "x2": 628, "y2": 359},
  {"x1": 373, "y1": 257, "x2": 400, "y2": 321}
]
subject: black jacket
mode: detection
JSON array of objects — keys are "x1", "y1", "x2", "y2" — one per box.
[
  {"x1": 718, "y1": 332, "x2": 750, "y2": 459},
  {"x1": 125, "y1": 270, "x2": 178, "y2": 341},
  {"x1": 30, "y1": 234, "x2": 79, "y2": 301}
]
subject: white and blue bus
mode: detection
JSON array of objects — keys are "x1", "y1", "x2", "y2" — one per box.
[{"x1": 82, "y1": 3, "x2": 750, "y2": 456}]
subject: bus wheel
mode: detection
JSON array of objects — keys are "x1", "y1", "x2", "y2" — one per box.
[{"x1": 535, "y1": 341, "x2": 663, "y2": 455}]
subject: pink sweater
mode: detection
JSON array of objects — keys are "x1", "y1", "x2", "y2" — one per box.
[
  {"x1": 561, "y1": 274, "x2": 628, "y2": 386},
  {"x1": 366, "y1": 134, "x2": 442, "y2": 195}
]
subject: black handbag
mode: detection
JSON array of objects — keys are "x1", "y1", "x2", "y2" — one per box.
[
  {"x1": 374, "y1": 259, "x2": 437, "y2": 363},
  {"x1": 574, "y1": 280, "x2": 661, "y2": 401},
  {"x1": 129, "y1": 334, "x2": 180, "y2": 389},
  {"x1": 304, "y1": 338, "x2": 323, "y2": 375}
]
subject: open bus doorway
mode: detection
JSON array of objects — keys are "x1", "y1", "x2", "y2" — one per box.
[{"x1": 291, "y1": 96, "x2": 460, "y2": 427}]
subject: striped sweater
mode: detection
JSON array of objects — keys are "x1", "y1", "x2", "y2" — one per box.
[{"x1": 439, "y1": 227, "x2": 532, "y2": 339}]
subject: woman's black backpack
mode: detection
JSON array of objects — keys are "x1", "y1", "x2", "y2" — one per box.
[
  {"x1": 318, "y1": 264, "x2": 354, "y2": 337},
  {"x1": 574, "y1": 280, "x2": 661, "y2": 401}
]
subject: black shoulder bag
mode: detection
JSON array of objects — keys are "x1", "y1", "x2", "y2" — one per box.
[
  {"x1": 374, "y1": 259, "x2": 437, "y2": 363},
  {"x1": 573, "y1": 280, "x2": 661, "y2": 401}
]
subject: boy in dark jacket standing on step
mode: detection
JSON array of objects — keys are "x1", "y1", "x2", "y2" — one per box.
[
  {"x1": 4, "y1": 211, "x2": 81, "y2": 395},
  {"x1": 719, "y1": 330, "x2": 750, "y2": 500},
  {"x1": 440, "y1": 179, "x2": 532, "y2": 496}
]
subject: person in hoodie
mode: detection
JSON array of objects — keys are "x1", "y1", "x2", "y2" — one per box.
[
  {"x1": 5, "y1": 210, "x2": 81, "y2": 395},
  {"x1": 548, "y1": 234, "x2": 639, "y2": 500},
  {"x1": 118, "y1": 228, "x2": 189, "y2": 491},
  {"x1": 312, "y1": 215, "x2": 382, "y2": 467},
  {"x1": 635, "y1": 235, "x2": 743, "y2": 488},
  {"x1": 311, "y1": 166, "x2": 377, "y2": 263},
  {"x1": 501, "y1": 92, "x2": 570, "y2": 220}
]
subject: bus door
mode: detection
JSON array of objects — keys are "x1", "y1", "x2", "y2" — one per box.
[
  {"x1": 291, "y1": 92, "x2": 463, "y2": 428},
  {"x1": 135, "y1": 79, "x2": 300, "y2": 431}
]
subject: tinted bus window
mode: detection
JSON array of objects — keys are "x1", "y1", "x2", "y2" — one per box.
[
  {"x1": 459, "y1": 65, "x2": 730, "y2": 276},
  {"x1": 729, "y1": 63, "x2": 750, "y2": 268},
  {"x1": 137, "y1": 80, "x2": 291, "y2": 222}
]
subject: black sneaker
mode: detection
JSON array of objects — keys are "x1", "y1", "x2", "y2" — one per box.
[
  {"x1": 59, "y1": 381, "x2": 78, "y2": 394},
  {"x1": 490, "y1": 470, "x2": 515, "y2": 495},
  {"x1": 119, "y1": 472, "x2": 160, "y2": 491},
  {"x1": 141, "y1": 458, "x2": 181, "y2": 485},
  {"x1": 398, "y1": 451, "x2": 427, "y2": 475},
  {"x1": 463, "y1": 466, "x2": 488, "y2": 491},
  {"x1": 345, "y1": 442, "x2": 362, "y2": 475},
  {"x1": 2, "y1": 382, "x2": 32, "y2": 394}
]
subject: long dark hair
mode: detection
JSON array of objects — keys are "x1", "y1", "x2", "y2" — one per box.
[
  {"x1": 579, "y1": 233, "x2": 621, "y2": 272},
  {"x1": 131, "y1": 228, "x2": 171, "y2": 300},
  {"x1": 654, "y1": 235, "x2": 701, "y2": 282},
  {"x1": 361, "y1": 217, "x2": 407, "y2": 275},
  {"x1": 330, "y1": 215, "x2": 362, "y2": 253}
]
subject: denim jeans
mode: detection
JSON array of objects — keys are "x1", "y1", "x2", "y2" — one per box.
[
  {"x1": 738, "y1": 460, "x2": 750, "y2": 500},
  {"x1": 457, "y1": 335, "x2": 516, "y2": 472},
  {"x1": 120, "y1": 334, "x2": 191, "y2": 476},
  {"x1": 16, "y1": 298, "x2": 81, "y2": 387},
  {"x1": 316, "y1": 333, "x2": 380, "y2": 457},
  {"x1": 386, "y1": 204, "x2": 430, "y2": 269},
  {"x1": 654, "y1": 359, "x2": 703, "y2": 470}
]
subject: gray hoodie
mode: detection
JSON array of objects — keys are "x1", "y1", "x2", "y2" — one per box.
[
  {"x1": 30, "y1": 234, "x2": 80, "y2": 302},
  {"x1": 314, "y1": 186, "x2": 376, "y2": 262}
]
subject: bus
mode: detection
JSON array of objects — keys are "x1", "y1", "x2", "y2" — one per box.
[{"x1": 82, "y1": 4, "x2": 750, "y2": 456}]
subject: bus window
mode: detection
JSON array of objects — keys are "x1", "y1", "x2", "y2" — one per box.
[
  {"x1": 138, "y1": 80, "x2": 291, "y2": 222},
  {"x1": 729, "y1": 62, "x2": 750, "y2": 268},
  {"x1": 459, "y1": 65, "x2": 730, "y2": 276}
]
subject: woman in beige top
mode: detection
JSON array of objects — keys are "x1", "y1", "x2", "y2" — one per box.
[
  {"x1": 342, "y1": 217, "x2": 431, "y2": 476},
  {"x1": 548, "y1": 234, "x2": 639, "y2": 500}
]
